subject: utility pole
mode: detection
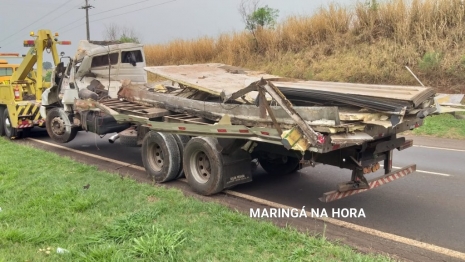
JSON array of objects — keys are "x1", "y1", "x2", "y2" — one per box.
[{"x1": 80, "y1": 0, "x2": 94, "y2": 40}]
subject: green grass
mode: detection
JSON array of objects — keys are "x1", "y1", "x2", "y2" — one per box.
[
  {"x1": 0, "y1": 138, "x2": 392, "y2": 261},
  {"x1": 412, "y1": 114, "x2": 465, "y2": 139}
]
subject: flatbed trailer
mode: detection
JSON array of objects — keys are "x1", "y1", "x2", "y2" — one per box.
[
  {"x1": 37, "y1": 39, "x2": 439, "y2": 201},
  {"x1": 65, "y1": 63, "x2": 433, "y2": 201}
]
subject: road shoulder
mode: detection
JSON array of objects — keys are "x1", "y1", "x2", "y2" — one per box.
[{"x1": 404, "y1": 134, "x2": 465, "y2": 151}]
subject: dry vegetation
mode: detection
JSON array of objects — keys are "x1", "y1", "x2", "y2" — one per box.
[{"x1": 145, "y1": 0, "x2": 465, "y2": 93}]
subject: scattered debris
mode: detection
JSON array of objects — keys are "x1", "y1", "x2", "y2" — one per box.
[
  {"x1": 56, "y1": 247, "x2": 70, "y2": 254},
  {"x1": 37, "y1": 247, "x2": 52, "y2": 255}
]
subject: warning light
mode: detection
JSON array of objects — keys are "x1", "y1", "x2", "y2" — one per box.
[
  {"x1": 0, "y1": 53, "x2": 20, "y2": 57},
  {"x1": 23, "y1": 40, "x2": 35, "y2": 47},
  {"x1": 55, "y1": 32, "x2": 59, "y2": 37},
  {"x1": 57, "y1": 41, "x2": 71, "y2": 45},
  {"x1": 30, "y1": 31, "x2": 35, "y2": 37}
]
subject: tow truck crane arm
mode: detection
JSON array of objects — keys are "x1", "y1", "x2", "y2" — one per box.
[{"x1": 11, "y1": 30, "x2": 69, "y2": 100}]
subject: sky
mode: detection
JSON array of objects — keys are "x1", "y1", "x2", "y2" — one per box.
[{"x1": 0, "y1": 0, "x2": 358, "y2": 61}]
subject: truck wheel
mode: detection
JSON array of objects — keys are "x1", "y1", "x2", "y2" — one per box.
[
  {"x1": 46, "y1": 107, "x2": 78, "y2": 143},
  {"x1": 173, "y1": 134, "x2": 190, "y2": 178},
  {"x1": 258, "y1": 155, "x2": 300, "y2": 175},
  {"x1": 141, "y1": 131, "x2": 181, "y2": 183},
  {"x1": 0, "y1": 107, "x2": 5, "y2": 137},
  {"x1": 184, "y1": 137, "x2": 225, "y2": 195},
  {"x1": 3, "y1": 109, "x2": 18, "y2": 139}
]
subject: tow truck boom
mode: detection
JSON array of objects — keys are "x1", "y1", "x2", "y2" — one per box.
[{"x1": 0, "y1": 29, "x2": 70, "y2": 139}]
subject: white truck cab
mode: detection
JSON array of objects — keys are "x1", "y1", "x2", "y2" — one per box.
[
  {"x1": 73, "y1": 40, "x2": 147, "y2": 98},
  {"x1": 41, "y1": 40, "x2": 147, "y2": 113}
]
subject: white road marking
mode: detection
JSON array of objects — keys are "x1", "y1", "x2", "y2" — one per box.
[
  {"x1": 413, "y1": 145, "x2": 465, "y2": 152},
  {"x1": 26, "y1": 138, "x2": 465, "y2": 260},
  {"x1": 27, "y1": 138, "x2": 146, "y2": 171},
  {"x1": 380, "y1": 165, "x2": 451, "y2": 177}
]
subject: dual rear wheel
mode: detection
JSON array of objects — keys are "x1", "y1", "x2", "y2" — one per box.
[
  {"x1": 141, "y1": 131, "x2": 300, "y2": 196},
  {"x1": 141, "y1": 131, "x2": 226, "y2": 195}
]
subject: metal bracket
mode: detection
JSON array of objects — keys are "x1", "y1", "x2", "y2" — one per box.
[
  {"x1": 258, "y1": 79, "x2": 323, "y2": 147},
  {"x1": 258, "y1": 88, "x2": 283, "y2": 135},
  {"x1": 337, "y1": 168, "x2": 369, "y2": 192},
  {"x1": 320, "y1": 164, "x2": 416, "y2": 202}
]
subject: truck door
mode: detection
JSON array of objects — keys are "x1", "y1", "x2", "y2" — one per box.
[
  {"x1": 118, "y1": 49, "x2": 146, "y2": 83},
  {"x1": 89, "y1": 52, "x2": 119, "y2": 78}
]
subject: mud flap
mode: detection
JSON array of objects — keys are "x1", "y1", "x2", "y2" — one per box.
[{"x1": 221, "y1": 150, "x2": 253, "y2": 188}]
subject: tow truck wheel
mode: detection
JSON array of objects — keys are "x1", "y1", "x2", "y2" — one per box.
[
  {"x1": 45, "y1": 107, "x2": 78, "y2": 143},
  {"x1": 141, "y1": 131, "x2": 181, "y2": 183},
  {"x1": 2, "y1": 109, "x2": 18, "y2": 139},
  {"x1": 0, "y1": 107, "x2": 5, "y2": 137},
  {"x1": 184, "y1": 137, "x2": 225, "y2": 196},
  {"x1": 258, "y1": 154, "x2": 300, "y2": 175}
]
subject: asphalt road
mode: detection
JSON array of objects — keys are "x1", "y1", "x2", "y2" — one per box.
[{"x1": 28, "y1": 129, "x2": 465, "y2": 254}]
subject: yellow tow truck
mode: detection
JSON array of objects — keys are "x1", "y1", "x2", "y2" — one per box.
[{"x1": 0, "y1": 29, "x2": 70, "y2": 138}]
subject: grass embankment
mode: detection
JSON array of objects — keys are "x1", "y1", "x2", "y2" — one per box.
[
  {"x1": 0, "y1": 139, "x2": 391, "y2": 261},
  {"x1": 412, "y1": 113, "x2": 465, "y2": 139}
]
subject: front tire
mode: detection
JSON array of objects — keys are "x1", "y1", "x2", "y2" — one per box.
[
  {"x1": 141, "y1": 131, "x2": 181, "y2": 183},
  {"x1": 183, "y1": 137, "x2": 225, "y2": 195},
  {"x1": 45, "y1": 107, "x2": 78, "y2": 143}
]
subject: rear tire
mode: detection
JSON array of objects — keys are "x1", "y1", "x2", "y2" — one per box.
[
  {"x1": 173, "y1": 134, "x2": 190, "y2": 178},
  {"x1": 141, "y1": 131, "x2": 181, "y2": 183},
  {"x1": 183, "y1": 137, "x2": 225, "y2": 195},
  {"x1": 45, "y1": 107, "x2": 78, "y2": 143},
  {"x1": 0, "y1": 107, "x2": 5, "y2": 137},
  {"x1": 258, "y1": 154, "x2": 300, "y2": 175},
  {"x1": 3, "y1": 109, "x2": 18, "y2": 139}
]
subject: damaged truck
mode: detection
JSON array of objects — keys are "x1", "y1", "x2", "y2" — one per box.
[{"x1": 40, "y1": 40, "x2": 453, "y2": 202}]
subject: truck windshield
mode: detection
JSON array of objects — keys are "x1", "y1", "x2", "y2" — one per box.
[{"x1": 0, "y1": 67, "x2": 13, "y2": 76}]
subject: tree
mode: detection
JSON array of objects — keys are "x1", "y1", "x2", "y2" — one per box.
[
  {"x1": 238, "y1": 0, "x2": 279, "y2": 49},
  {"x1": 103, "y1": 23, "x2": 141, "y2": 43},
  {"x1": 44, "y1": 71, "x2": 52, "y2": 82},
  {"x1": 43, "y1": 61, "x2": 52, "y2": 70}
]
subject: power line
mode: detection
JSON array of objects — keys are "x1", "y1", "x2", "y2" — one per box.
[
  {"x1": 34, "y1": 3, "x2": 82, "y2": 31},
  {"x1": 93, "y1": 0, "x2": 155, "y2": 16},
  {"x1": 56, "y1": 0, "x2": 165, "y2": 33},
  {"x1": 92, "y1": 0, "x2": 177, "y2": 22},
  {"x1": 55, "y1": 17, "x2": 84, "y2": 32},
  {"x1": 0, "y1": 0, "x2": 75, "y2": 44},
  {"x1": 62, "y1": 0, "x2": 177, "y2": 34}
]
